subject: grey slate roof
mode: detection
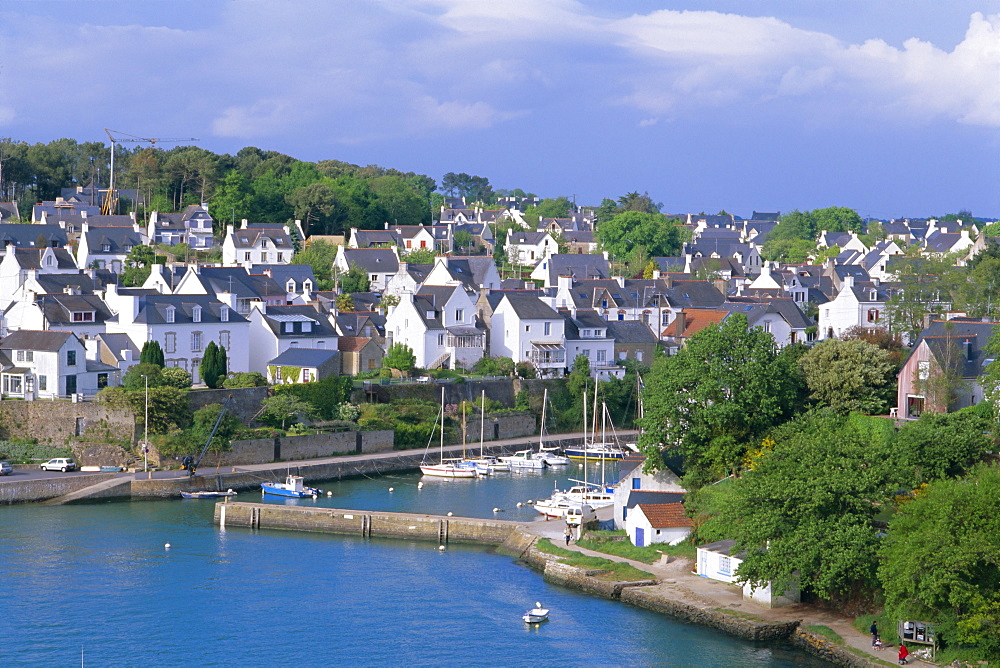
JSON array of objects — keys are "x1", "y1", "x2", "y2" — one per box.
[
  {"x1": 906, "y1": 318, "x2": 1000, "y2": 379},
  {"x1": 341, "y1": 248, "x2": 399, "y2": 273},
  {"x1": 0, "y1": 224, "x2": 68, "y2": 249},
  {"x1": 606, "y1": 319, "x2": 658, "y2": 344},
  {"x1": 543, "y1": 254, "x2": 610, "y2": 284},
  {"x1": 231, "y1": 224, "x2": 293, "y2": 249},
  {"x1": 267, "y1": 348, "x2": 340, "y2": 368},
  {"x1": 625, "y1": 490, "x2": 686, "y2": 509},
  {"x1": 501, "y1": 292, "x2": 559, "y2": 320},
  {"x1": 133, "y1": 295, "x2": 248, "y2": 325},
  {"x1": 84, "y1": 226, "x2": 144, "y2": 254},
  {"x1": 37, "y1": 294, "x2": 113, "y2": 325},
  {"x1": 0, "y1": 330, "x2": 74, "y2": 352},
  {"x1": 260, "y1": 305, "x2": 336, "y2": 339}
]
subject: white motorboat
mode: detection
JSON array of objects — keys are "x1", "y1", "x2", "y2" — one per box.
[
  {"x1": 522, "y1": 602, "x2": 549, "y2": 624},
  {"x1": 421, "y1": 389, "x2": 479, "y2": 479},
  {"x1": 533, "y1": 482, "x2": 614, "y2": 518},
  {"x1": 501, "y1": 449, "x2": 547, "y2": 470}
]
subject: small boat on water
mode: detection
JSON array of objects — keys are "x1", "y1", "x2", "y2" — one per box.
[
  {"x1": 181, "y1": 489, "x2": 238, "y2": 499},
  {"x1": 522, "y1": 602, "x2": 549, "y2": 624},
  {"x1": 501, "y1": 449, "x2": 547, "y2": 470},
  {"x1": 533, "y1": 483, "x2": 614, "y2": 518},
  {"x1": 421, "y1": 388, "x2": 479, "y2": 479},
  {"x1": 261, "y1": 475, "x2": 321, "y2": 498},
  {"x1": 537, "y1": 389, "x2": 570, "y2": 466}
]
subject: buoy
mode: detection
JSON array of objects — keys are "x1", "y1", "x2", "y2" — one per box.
[
  {"x1": 389, "y1": 487, "x2": 394, "y2": 492},
  {"x1": 164, "y1": 543, "x2": 171, "y2": 549},
  {"x1": 438, "y1": 545, "x2": 446, "y2": 551},
  {"x1": 327, "y1": 491, "x2": 333, "y2": 497},
  {"x1": 447, "y1": 512, "x2": 453, "y2": 517},
  {"x1": 527, "y1": 499, "x2": 533, "y2": 504},
  {"x1": 417, "y1": 482, "x2": 423, "y2": 489},
  {"x1": 312, "y1": 494, "x2": 318, "y2": 499},
  {"x1": 493, "y1": 507, "x2": 499, "y2": 513},
  {"x1": 516, "y1": 502, "x2": 522, "y2": 507}
]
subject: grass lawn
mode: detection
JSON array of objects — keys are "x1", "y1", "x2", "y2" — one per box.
[
  {"x1": 806, "y1": 624, "x2": 844, "y2": 645},
  {"x1": 535, "y1": 539, "x2": 655, "y2": 581},
  {"x1": 715, "y1": 608, "x2": 765, "y2": 622},
  {"x1": 576, "y1": 531, "x2": 696, "y2": 564}
]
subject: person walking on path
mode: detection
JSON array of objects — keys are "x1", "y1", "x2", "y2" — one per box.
[
  {"x1": 564, "y1": 524, "x2": 572, "y2": 546},
  {"x1": 898, "y1": 643, "x2": 909, "y2": 665},
  {"x1": 870, "y1": 621, "x2": 879, "y2": 647}
]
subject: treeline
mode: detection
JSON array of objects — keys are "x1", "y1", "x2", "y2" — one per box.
[{"x1": 0, "y1": 138, "x2": 441, "y2": 236}]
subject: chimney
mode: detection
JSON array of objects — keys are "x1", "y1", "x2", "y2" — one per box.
[
  {"x1": 226, "y1": 223, "x2": 234, "y2": 239},
  {"x1": 675, "y1": 311, "x2": 686, "y2": 337},
  {"x1": 652, "y1": 269, "x2": 661, "y2": 279},
  {"x1": 80, "y1": 210, "x2": 88, "y2": 219},
  {"x1": 843, "y1": 275, "x2": 854, "y2": 289},
  {"x1": 250, "y1": 298, "x2": 265, "y2": 315},
  {"x1": 241, "y1": 219, "x2": 248, "y2": 228},
  {"x1": 663, "y1": 274, "x2": 673, "y2": 289},
  {"x1": 557, "y1": 273, "x2": 572, "y2": 292}
]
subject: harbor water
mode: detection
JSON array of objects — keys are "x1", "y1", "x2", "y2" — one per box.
[{"x1": 0, "y1": 463, "x2": 828, "y2": 666}]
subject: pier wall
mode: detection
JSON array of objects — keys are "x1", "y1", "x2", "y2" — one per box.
[
  {"x1": 196, "y1": 430, "x2": 394, "y2": 467},
  {"x1": 214, "y1": 502, "x2": 524, "y2": 545},
  {"x1": 0, "y1": 473, "x2": 119, "y2": 505}
]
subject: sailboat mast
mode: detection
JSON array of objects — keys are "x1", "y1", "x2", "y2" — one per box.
[
  {"x1": 601, "y1": 402, "x2": 607, "y2": 487},
  {"x1": 480, "y1": 390, "x2": 486, "y2": 458},
  {"x1": 583, "y1": 390, "x2": 588, "y2": 487},
  {"x1": 440, "y1": 387, "x2": 445, "y2": 460},
  {"x1": 539, "y1": 388, "x2": 547, "y2": 451}
]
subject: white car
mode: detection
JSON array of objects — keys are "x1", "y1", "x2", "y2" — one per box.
[
  {"x1": 0, "y1": 461, "x2": 12, "y2": 475},
  {"x1": 40, "y1": 458, "x2": 76, "y2": 472}
]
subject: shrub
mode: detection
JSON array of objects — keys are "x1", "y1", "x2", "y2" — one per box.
[{"x1": 223, "y1": 372, "x2": 268, "y2": 388}]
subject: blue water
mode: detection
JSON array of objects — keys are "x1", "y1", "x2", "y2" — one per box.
[{"x1": 0, "y1": 466, "x2": 828, "y2": 667}]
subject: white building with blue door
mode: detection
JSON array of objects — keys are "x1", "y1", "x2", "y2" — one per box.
[{"x1": 625, "y1": 503, "x2": 692, "y2": 547}]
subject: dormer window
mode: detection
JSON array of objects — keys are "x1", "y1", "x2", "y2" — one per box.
[
  {"x1": 303, "y1": 280, "x2": 313, "y2": 292},
  {"x1": 192, "y1": 305, "x2": 202, "y2": 323},
  {"x1": 166, "y1": 306, "x2": 176, "y2": 323},
  {"x1": 45, "y1": 255, "x2": 54, "y2": 267},
  {"x1": 302, "y1": 321, "x2": 312, "y2": 333},
  {"x1": 72, "y1": 311, "x2": 95, "y2": 323},
  {"x1": 125, "y1": 245, "x2": 133, "y2": 253},
  {"x1": 220, "y1": 306, "x2": 229, "y2": 322},
  {"x1": 286, "y1": 279, "x2": 296, "y2": 292},
  {"x1": 102, "y1": 243, "x2": 111, "y2": 252}
]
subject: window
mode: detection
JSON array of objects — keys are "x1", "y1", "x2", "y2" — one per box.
[
  {"x1": 438, "y1": 334, "x2": 445, "y2": 346},
  {"x1": 525, "y1": 325, "x2": 530, "y2": 332},
  {"x1": 260, "y1": 253, "x2": 267, "y2": 263},
  {"x1": 867, "y1": 308, "x2": 880, "y2": 323},
  {"x1": 166, "y1": 306, "x2": 176, "y2": 324},
  {"x1": 15, "y1": 351, "x2": 23, "y2": 362},
  {"x1": 285, "y1": 322, "x2": 294, "y2": 333},
  {"x1": 67, "y1": 350, "x2": 77, "y2": 366},
  {"x1": 917, "y1": 360, "x2": 930, "y2": 381},
  {"x1": 544, "y1": 322, "x2": 551, "y2": 336},
  {"x1": 582, "y1": 349, "x2": 591, "y2": 359},
  {"x1": 636, "y1": 350, "x2": 643, "y2": 362},
  {"x1": 191, "y1": 332, "x2": 202, "y2": 352},
  {"x1": 763, "y1": 321, "x2": 771, "y2": 333},
  {"x1": 97, "y1": 373, "x2": 108, "y2": 389},
  {"x1": 165, "y1": 333, "x2": 176, "y2": 354},
  {"x1": 101, "y1": 243, "x2": 111, "y2": 252},
  {"x1": 221, "y1": 306, "x2": 229, "y2": 322},
  {"x1": 72, "y1": 312, "x2": 95, "y2": 322},
  {"x1": 26, "y1": 351, "x2": 32, "y2": 362},
  {"x1": 220, "y1": 331, "x2": 230, "y2": 349},
  {"x1": 286, "y1": 280, "x2": 296, "y2": 292},
  {"x1": 583, "y1": 329, "x2": 591, "y2": 337},
  {"x1": 596, "y1": 350, "x2": 606, "y2": 362},
  {"x1": 719, "y1": 556, "x2": 732, "y2": 576},
  {"x1": 277, "y1": 253, "x2": 284, "y2": 262},
  {"x1": 244, "y1": 252, "x2": 252, "y2": 261},
  {"x1": 45, "y1": 255, "x2": 54, "y2": 266},
  {"x1": 367, "y1": 359, "x2": 376, "y2": 370},
  {"x1": 289, "y1": 341, "x2": 298, "y2": 348},
  {"x1": 618, "y1": 351, "x2": 627, "y2": 361},
  {"x1": 38, "y1": 375, "x2": 47, "y2": 391},
  {"x1": 317, "y1": 341, "x2": 325, "y2": 349},
  {"x1": 303, "y1": 280, "x2": 313, "y2": 292},
  {"x1": 192, "y1": 305, "x2": 202, "y2": 323},
  {"x1": 455, "y1": 309, "x2": 464, "y2": 321}
]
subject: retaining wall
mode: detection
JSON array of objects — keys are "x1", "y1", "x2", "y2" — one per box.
[
  {"x1": 213, "y1": 502, "x2": 524, "y2": 545},
  {"x1": 194, "y1": 430, "x2": 395, "y2": 467},
  {"x1": 789, "y1": 630, "x2": 883, "y2": 668},
  {"x1": 187, "y1": 387, "x2": 269, "y2": 424},
  {"x1": 0, "y1": 400, "x2": 135, "y2": 448},
  {"x1": 0, "y1": 473, "x2": 119, "y2": 505}
]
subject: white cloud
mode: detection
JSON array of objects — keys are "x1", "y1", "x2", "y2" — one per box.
[{"x1": 410, "y1": 96, "x2": 529, "y2": 131}]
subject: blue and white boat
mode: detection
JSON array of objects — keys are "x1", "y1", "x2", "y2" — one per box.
[{"x1": 262, "y1": 475, "x2": 321, "y2": 498}]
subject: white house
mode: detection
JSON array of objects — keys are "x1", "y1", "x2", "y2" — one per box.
[
  {"x1": 147, "y1": 204, "x2": 215, "y2": 249},
  {"x1": 103, "y1": 285, "x2": 250, "y2": 383},
  {"x1": 624, "y1": 503, "x2": 693, "y2": 547},
  {"x1": 334, "y1": 247, "x2": 399, "y2": 292},
  {"x1": 0, "y1": 246, "x2": 79, "y2": 308},
  {"x1": 817, "y1": 276, "x2": 893, "y2": 340},
  {"x1": 385, "y1": 285, "x2": 484, "y2": 369},
  {"x1": 695, "y1": 539, "x2": 800, "y2": 608},
  {"x1": 0, "y1": 330, "x2": 120, "y2": 399},
  {"x1": 75, "y1": 222, "x2": 148, "y2": 272},
  {"x1": 561, "y1": 309, "x2": 617, "y2": 377},
  {"x1": 489, "y1": 293, "x2": 565, "y2": 377},
  {"x1": 505, "y1": 231, "x2": 558, "y2": 267},
  {"x1": 248, "y1": 303, "x2": 339, "y2": 375},
  {"x1": 222, "y1": 220, "x2": 296, "y2": 267}
]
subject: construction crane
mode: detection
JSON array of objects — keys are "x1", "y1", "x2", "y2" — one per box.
[
  {"x1": 181, "y1": 395, "x2": 235, "y2": 476},
  {"x1": 102, "y1": 128, "x2": 199, "y2": 215}
]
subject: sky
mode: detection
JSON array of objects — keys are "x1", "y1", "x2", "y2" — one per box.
[{"x1": 1, "y1": 0, "x2": 999, "y2": 220}]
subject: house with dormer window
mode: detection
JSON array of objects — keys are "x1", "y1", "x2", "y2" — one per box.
[
  {"x1": 251, "y1": 265, "x2": 316, "y2": 305},
  {"x1": 249, "y1": 303, "x2": 339, "y2": 374},
  {"x1": 817, "y1": 275, "x2": 899, "y2": 341},
  {"x1": 385, "y1": 286, "x2": 484, "y2": 369},
  {"x1": 505, "y1": 231, "x2": 558, "y2": 267},
  {"x1": 75, "y1": 222, "x2": 148, "y2": 272},
  {"x1": 334, "y1": 247, "x2": 399, "y2": 292},
  {"x1": 560, "y1": 309, "x2": 618, "y2": 379},
  {"x1": 489, "y1": 292, "x2": 565, "y2": 377},
  {"x1": 0, "y1": 330, "x2": 119, "y2": 399},
  {"x1": 222, "y1": 220, "x2": 297, "y2": 267}
]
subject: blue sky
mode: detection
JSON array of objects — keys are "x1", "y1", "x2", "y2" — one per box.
[{"x1": 2, "y1": 1, "x2": 998, "y2": 219}]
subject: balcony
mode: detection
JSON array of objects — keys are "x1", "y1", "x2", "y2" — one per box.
[{"x1": 529, "y1": 342, "x2": 565, "y2": 367}]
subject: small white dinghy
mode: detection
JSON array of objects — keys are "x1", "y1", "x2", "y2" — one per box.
[{"x1": 522, "y1": 602, "x2": 549, "y2": 624}]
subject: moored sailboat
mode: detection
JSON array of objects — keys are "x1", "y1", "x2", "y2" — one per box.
[{"x1": 420, "y1": 388, "x2": 478, "y2": 478}]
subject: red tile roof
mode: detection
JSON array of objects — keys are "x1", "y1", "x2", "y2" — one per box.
[{"x1": 636, "y1": 503, "x2": 693, "y2": 529}]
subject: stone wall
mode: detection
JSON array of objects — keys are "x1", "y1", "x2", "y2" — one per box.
[
  {"x1": 0, "y1": 399, "x2": 135, "y2": 447},
  {"x1": 188, "y1": 386, "x2": 269, "y2": 425},
  {"x1": 0, "y1": 473, "x2": 118, "y2": 505},
  {"x1": 460, "y1": 412, "x2": 536, "y2": 443},
  {"x1": 789, "y1": 630, "x2": 882, "y2": 668},
  {"x1": 192, "y1": 430, "x2": 394, "y2": 467}
]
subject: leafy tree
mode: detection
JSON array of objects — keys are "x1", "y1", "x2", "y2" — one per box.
[
  {"x1": 761, "y1": 238, "x2": 817, "y2": 263},
  {"x1": 885, "y1": 253, "x2": 962, "y2": 342},
  {"x1": 122, "y1": 362, "x2": 164, "y2": 390},
  {"x1": 121, "y1": 245, "x2": 157, "y2": 287},
  {"x1": 286, "y1": 181, "x2": 335, "y2": 236},
  {"x1": 384, "y1": 343, "x2": 416, "y2": 373},
  {"x1": 440, "y1": 172, "x2": 493, "y2": 203},
  {"x1": 616, "y1": 191, "x2": 660, "y2": 214},
  {"x1": 718, "y1": 411, "x2": 900, "y2": 603},
  {"x1": 879, "y1": 464, "x2": 1000, "y2": 657},
  {"x1": 565, "y1": 354, "x2": 595, "y2": 399},
  {"x1": 378, "y1": 294, "x2": 399, "y2": 315},
  {"x1": 891, "y1": 409, "x2": 995, "y2": 484},
  {"x1": 208, "y1": 170, "x2": 254, "y2": 230},
  {"x1": 638, "y1": 314, "x2": 800, "y2": 482},
  {"x1": 188, "y1": 403, "x2": 241, "y2": 454},
  {"x1": 453, "y1": 229, "x2": 475, "y2": 254},
  {"x1": 472, "y1": 356, "x2": 514, "y2": 376},
  {"x1": 798, "y1": 338, "x2": 895, "y2": 413},
  {"x1": 291, "y1": 239, "x2": 337, "y2": 290},
  {"x1": 402, "y1": 247, "x2": 437, "y2": 264},
  {"x1": 260, "y1": 393, "x2": 315, "y2": 430},
  {"x1": 223, "y1": 371, "x2": 268, "y2": 388},
  {"x1": 812, "y1": 206, "x2": 864, "y2": 233},
  {"x1": 515, "y1": 361, "x2": 537, "y2": 379},
  {"x1": 160, "y1": 366, "x2": 193, "y2": 389},
  {"x1": 199, "y1": 341, "x2": 226, "y2": 389},
  {"x1": 139, "y1": 341, "x2": 165, "y2": 367},
  {"x1": 913, "y1": 321, "x2": 970, "y2": 413},
  {"x1": 98, "y1": 385, "x2": 191, "y2": 435},
  {"x1": 339, "y1": 265, "x2": 370, "y2": 293},
  {"x1": 335, "y1": 293, "x2": 355, "y2": 312},
  {"x1": 273, "y1": 375, "x2": 352, "y2": 420},
  {"x1": 840, "y1": 325, "x2": 906, "y2": 369},
  {"x1": 595, "y1": 211, "x2": 683, "y2": 261}
]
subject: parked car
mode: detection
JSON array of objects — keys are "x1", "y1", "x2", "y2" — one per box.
[
  {"x1": 40, "y1": 458, "x2": 76, "y2": 472},
  {"x1": 0, "y1": 461, "x2": 12, "y2": 475}
]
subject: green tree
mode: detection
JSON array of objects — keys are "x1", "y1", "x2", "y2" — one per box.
[
  {"x1": 891, "y1": 409, "x2": 995, "y2": 484},
  {"x1": 199, "y1": 341, "x2": 226, "y2": 389},
  {"x1": 384, "y1": 343, "x2": 416, "y2": 373},
  {"x1": 139, "y1": 341, "x2": 165, "y2": 367},
  {"x1": 879, "y1": 464, "x2": 1000, "y2": 657},
  {"x1": 122, "y1": 362, "x2": 164, "y2": 390},
  {"x1": 595, "y1": 211, "x2": 683, "y2": 261},
  {"x1": 223, "y1": 372, "x2": 268, "y2": 388},
  {"x1": 719, "y1": 411, "x2": 900, "y2": 603},
  {"x1": 453, "y1": 229, "x2": 475, "y2": 254},
  {"x1": 402, "y1": 247, "x2": 437, "y2": 264},
  {"x1": 188, "y1": 403, "x2": 241, "y2": 455},
  {"x1": 638, "y1": 314, "x2": 800, "y2": 481},
  {"x1": 339, "y1": 265, "x2": 370, "y2": 293},
  {"x1": 291, "y1": 239, "x2": 337, "y2": 290},
  {"x1": 121, "y1": 245, "x2": 157, "y2": 287},
  {"x1": 260, "y1": 393, "x2": 315, "y2": 430},
  {"x1": 797, "y1": 338, "x2": 895, "y2": 414},
  {"x1": 208, "y1": 170, "x2": 254, "y2": 231},
  {"x1": 335, "y1": 293, "x2": 355, "y2": 312},
  {"x1": 160, "y1": 366, "x2": 193, "y2": 389},
  {"x1": 885, "y1": 254, "x2": 962, "y2": 342},
  {"x1": 812, "y1": 206, "x2": 864, "y2": 233}
]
